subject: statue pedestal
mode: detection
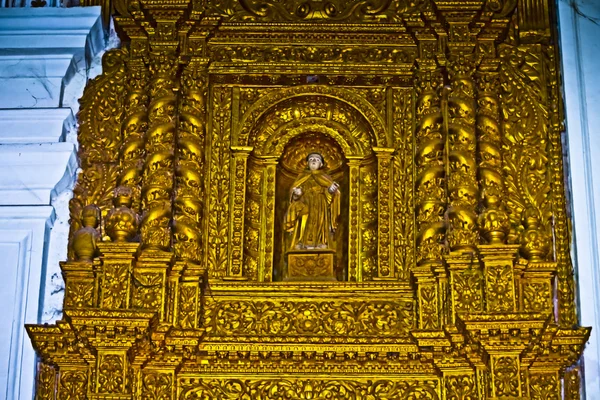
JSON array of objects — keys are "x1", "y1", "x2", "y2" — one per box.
[{"x1": 286, "y1": 250, "x2": 336, "y2": 281}]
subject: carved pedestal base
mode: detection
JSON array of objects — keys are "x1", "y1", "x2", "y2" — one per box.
[{"x1": 286, "y1": 250, "x2": 335, "y2": 281}]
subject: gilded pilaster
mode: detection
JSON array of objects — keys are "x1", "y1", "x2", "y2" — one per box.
[
  {"x1": 347, "y1": 157, "x2": 362, "y2": 282},
  {"x1": 258, "y1": 157, "x2": 277, "y2": 282},
  {"x1": 373, "y1": 147, "x2": 394, "y2": 279},
  {"x1": 227, "y1": 146, "x2": 253, "y2": 279},
  {"x1": 206, "y1": 86, "x2": 232, "y2": 278},
  {"x1": 392, "y1": 87, "x2": 414, "y2": 282}
]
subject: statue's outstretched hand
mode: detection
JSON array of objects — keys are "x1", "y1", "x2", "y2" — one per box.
[
  {"x1": 292, "y1": 187, "x2": 303, "y2": 198},
  {"x1": 328, "y1": 182, "x2": 340, "y2": 194}
]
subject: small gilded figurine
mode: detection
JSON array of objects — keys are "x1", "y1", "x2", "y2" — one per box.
[
  {"x1": 105, "y1": 186, "x2": 139, "y2": 242},
  {"x1": 284, "y1": 152, "x2": 341, "y2": 250},
  {"x1": 72, "y1": 204, "x2": 101, "y2": 262}
]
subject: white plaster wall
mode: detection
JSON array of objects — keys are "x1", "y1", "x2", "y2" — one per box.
[
  {"x1": 0, "y1": 7, "x2": 110, "y2": 400},
  {"x1": 558, "y1": 0, "x2": 600, "y2": 398}
]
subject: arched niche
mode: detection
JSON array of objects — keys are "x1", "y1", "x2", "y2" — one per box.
[{"x1": 226, "y1": 89, "x2": 395, "y2": 282}]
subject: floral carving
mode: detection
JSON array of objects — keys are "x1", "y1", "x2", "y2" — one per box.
[
  {"x1": 207, "y1": 86, "x2": 232, "y2": 277},
  {"x1": 102, "y1": 263, "x2": 130, "y2": 309},
  {"x1": 205, "y1": 0, "x2": 430, "y2": 22},
  {"x1": 419, "y1": 285, "x2": 438, "y2": 329},
  {"x1": 179, "y1": 378, "x2": 439, "y2": 399},
  {"x1": 452, "y1": 269, "x2": 483, "y2": 313},
  {"x1": 142, "y1": 371, "x2": 172, "y2": 400},
  {"x1": 523, "y1": 282, "x2": 550, "y2": 312},
  {"x1": 446, "y1": 375, "x2": 477, "y2": 400},
  {"x1": 493, "y1": 356, "x2": 519, "y2": 397},
  {"x1": 58, "y1": 370, "x2": 87, "y2": 400},
  {"x1": 530, "y1": 373, "x2": 559, "y2": 400},
  {"x1": 131, "y1": 271, "x2": 162, "y2": 310},
  {"x1": 485, "y1": 264, "x2": 514, "y2": 312},
  {"x1": 65, "y1": 281, "x2": 95, "y2": 308},
  {"x1": 205, "y1": 300, "x2": 414, "y2": 337},
  {"x1": 98, "y1": 354, "x2": 124, "y2": 393},
  {"x1": 36, "y1": 363, "x2": 56, "y2": 400}
]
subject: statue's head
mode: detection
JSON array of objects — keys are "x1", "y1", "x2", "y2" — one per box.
[{"x1": 306, "y1": 153, "x2": 325, "y2": 171}]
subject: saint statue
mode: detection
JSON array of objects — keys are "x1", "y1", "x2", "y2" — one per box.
[{"x1": 284, "y1": 153, "x2": 341, "y2": 250}]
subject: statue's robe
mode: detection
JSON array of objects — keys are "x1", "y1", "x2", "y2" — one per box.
[{"x1": 284, "y1": 169, "x2": 340, "y2": 250}]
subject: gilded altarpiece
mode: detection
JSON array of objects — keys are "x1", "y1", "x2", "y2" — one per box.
[{"x1": 28, "y1": 0, "x2": 590, "y2": 398}]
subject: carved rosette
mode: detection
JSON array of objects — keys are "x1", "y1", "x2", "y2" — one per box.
[
  {"x1": 446, "y1": 50, "x2": 479, "y2": 250},
  {"x1": 140, "y1": 53, "x2": 178, "y2": 251},
  {"x1": 414, "y1": 60, "x2": 446, "y2": 265}
]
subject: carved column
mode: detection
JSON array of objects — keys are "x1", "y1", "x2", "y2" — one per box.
[
  {"x1": 258, "y1": 157, "x2": 277, "y2": 282},
  {"x1": 414, "y1": 57, "x2": 445, "y2": 328},
  {"x1": 446, "y1": 47, "x2": 479, "y2": 250},
  {"x1": 347, "y1": 156, "x2": 362, "y2": 282},
  {"x1": 476, "y1": 59, "x2": 509, "y2": 244},
  {"x1": 373, "y1": 147, "x2": 394, "y2": 279},
  {"x1": 227, "y1": 146, "x2": 253, "y2": 280},
  {"x1": 117, "y1": 59, "x2": 149, "y2": 214},
  {"x1": 140, "y1": 53, "x2": 178, "y2": 252},
  {"x1": 414, "y1": 60, "x2": 446, "y2": 265},
  {"x1": 174, "y1": 59, "x2": 208, "y2": 264}
]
